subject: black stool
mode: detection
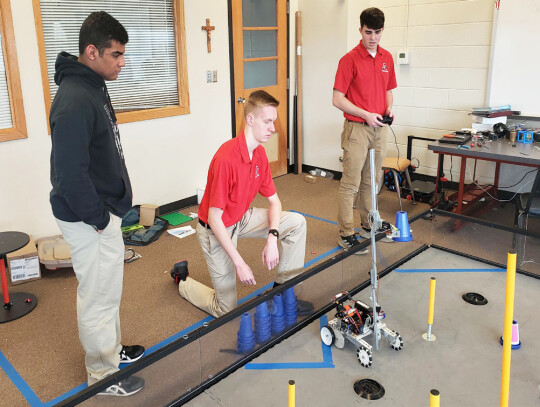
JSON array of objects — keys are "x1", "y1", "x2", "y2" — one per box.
[{"x1": 0, "y1": 231, "x2": 38, "y2": 323}]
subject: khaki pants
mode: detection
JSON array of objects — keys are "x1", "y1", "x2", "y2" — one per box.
[
  {"x1": 338, "y1": 120, "x2": 387, "y2": 237},
  {"x1": 179, "y1": 208, "x2": 306, "y2": 317},
  {"x1": 56, "y1": 214, "x2": 124, "y2": 385}
]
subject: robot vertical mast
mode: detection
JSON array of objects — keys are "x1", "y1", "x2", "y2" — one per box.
[{"x1": 369, "y1": 148, "x2": 381, "y2": 350}]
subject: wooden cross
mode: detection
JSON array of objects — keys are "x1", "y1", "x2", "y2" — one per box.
[{"x1": 201, "y1": 18, "x2": 215, "y2": 53}]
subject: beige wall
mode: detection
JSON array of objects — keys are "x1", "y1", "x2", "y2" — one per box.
[
  {"x1": 0, "y1": 0, "x2": 233, "y2": 237},
  {"x1": 1, "y1": 0, "x2": 536, "y2": 239},
  {"x1": 300, "y1": 0, "x2": 500, "y2": 185}
]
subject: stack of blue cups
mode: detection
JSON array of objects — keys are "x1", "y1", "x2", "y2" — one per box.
[
  {"x1": 237, "y1": 312, "x2": 255, "y2": 354},
  {"x1": 283, "y1": 287, "x2": 298, "y2": 327},
  {"x1": 270, "y1": 293, "x2": 285, "y2": 336},
  {"x1": 254, "y1": 301, "x2": 272, "y2": 344}
]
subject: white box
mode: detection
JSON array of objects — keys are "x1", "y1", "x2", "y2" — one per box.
[{"x1": 472, "y1": 115, "x2": 507, "y2": 125}]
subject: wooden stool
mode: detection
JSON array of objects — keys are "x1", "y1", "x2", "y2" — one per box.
[{"x1": 353, "y1": 157, "x2": 416, "y2": 211}]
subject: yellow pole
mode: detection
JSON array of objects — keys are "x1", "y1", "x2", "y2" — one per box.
[
  {"x1": 500, "y1": 251, "x2": 517, "y2": 407},
  {"x1": 288, "y1": 380, "x2": 295, "y2": 407},
  {"x1": 430, "y1": 389, "x2": 440, "y2": 407},
  {"x1": 428, "y1": 277, "x2": 436, "y2": 325},
  {"x1": 422, "y1": 277, "x2": 437, "y2": 341}
]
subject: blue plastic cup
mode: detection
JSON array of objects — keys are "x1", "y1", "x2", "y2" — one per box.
[{"x1": 393, "y1": 211, "x2": 413, "y2": 242}]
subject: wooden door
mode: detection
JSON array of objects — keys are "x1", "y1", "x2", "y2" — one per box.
[{"x1": 231, "y1": 0, "x2": 288, "y2": 177}]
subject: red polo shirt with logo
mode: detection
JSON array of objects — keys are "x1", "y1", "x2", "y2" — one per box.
[
  {"x1": 198, "y1": 131, "x2": 276, "y2": 227},
  {"x1": 333, "y1": 41, "x2": 397, "y2": 123}
]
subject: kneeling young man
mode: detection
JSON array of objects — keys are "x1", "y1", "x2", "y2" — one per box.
[{"x1": 172, "y1": 90, "x2": 311, "y2": 317}]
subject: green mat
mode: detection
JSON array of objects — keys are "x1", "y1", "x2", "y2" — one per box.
[{"x1": 160, "y1": 212, "x2": 193, "y2": 226}]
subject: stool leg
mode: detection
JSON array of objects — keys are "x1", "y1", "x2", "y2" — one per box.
[
  {"x1": 391, "y1": 169, "x2": 403, "y2": 212},
  {"x1": 404, "y1": 168, "x2": 416, "y2": 204}
]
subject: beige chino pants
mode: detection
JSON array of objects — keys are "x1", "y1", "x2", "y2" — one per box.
[
  {"x1": 338, "y1": 120, "x2": 388, "y2": 237},
  {"x1": 179, "y1": 208, "x2": 306, "y2": 317},
  {"x1": 56, "y1": 214, "x2": 124, "y2": 385}
]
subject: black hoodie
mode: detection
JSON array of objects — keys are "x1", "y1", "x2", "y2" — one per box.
[{"x1": 49, "y1": 52, "x2": 132, "y2": 230}]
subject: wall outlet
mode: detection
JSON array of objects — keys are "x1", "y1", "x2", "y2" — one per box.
[
  {"x1": 206, "y1": 70, "x2": 212, "y2": 83},
  {"x1": 212, "y1": 70, "x2": 218, "y2": 82}
]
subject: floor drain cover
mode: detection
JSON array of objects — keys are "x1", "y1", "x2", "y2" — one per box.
[
  {"x1": 354, "y1": 379, "x2": 385, "y2": 400},
  {"x1": 462, "y1": 292, "x2": 488, "y2": 305}
]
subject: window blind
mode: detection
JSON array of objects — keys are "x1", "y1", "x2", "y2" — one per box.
[
  {"x1": 0, "y1": 31, "x2": 14, "y2": 129},
  {"x1": 40, "y1": 0, "x2": 179, "y2": 112}
]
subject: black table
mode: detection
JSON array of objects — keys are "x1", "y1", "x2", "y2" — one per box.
[
  {"x1": 429, "y1": 140, "x2": 540, "y2": 214},
  {"x1": 0, "y1": 231, "x2": 38, "y2": 323}
]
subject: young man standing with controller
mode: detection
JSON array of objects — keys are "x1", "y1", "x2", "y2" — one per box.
[{"x1": 332, "y1": 7, "x2": 397, "y2": 250}]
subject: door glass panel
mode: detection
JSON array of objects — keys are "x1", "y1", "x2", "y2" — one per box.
[
  {"x1": 262, "y1": 131, "x2": 278, "y2": 162},
  {"x1": 242, "y1": 0, "x2": 276, "y2": 27},
  {"x1": 243, "y1": 30, "x2": 277, "y2": 59},
  {"x1": 244, "y1": 60, "x2": 277, "y2": 89}
]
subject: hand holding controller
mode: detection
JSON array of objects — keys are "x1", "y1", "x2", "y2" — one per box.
[{"x1": 380, "y1": 116, "x2": 393, "y2": 125}]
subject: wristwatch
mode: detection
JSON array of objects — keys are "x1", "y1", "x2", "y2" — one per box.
[{"x1": 268, "y1": 229, "x2": 279, "y2": 239}]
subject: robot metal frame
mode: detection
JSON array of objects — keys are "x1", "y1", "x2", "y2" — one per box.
[
  {"x1": 320, "y1": 292, "x2": 403, "y2": 367},
  {"x1": 320, "y1": 148, "x2": 404, "y2": 367}
]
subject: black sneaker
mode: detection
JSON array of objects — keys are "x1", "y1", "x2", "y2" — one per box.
[
  {"x1": 170, "y1": 260, "x2": 189, "y2": 284},
  {"x1": 119, "y1": 345, "x2": 145, "y2": 364},
  {"x1": 338, "y1": 234, "x2": 360, "y2": 249},
  {"x1": 338, "y1": 234, "x2": 369, "y2": 254},
  {"x1": 360, "y1": 224, "x2": 394, "y2": 243},
  {"x1": 97, "y1": 375, "x2": 144, "y2": 397},
  {"x1": 297, "y1": 299, "x2": 314, "y2": 316}
]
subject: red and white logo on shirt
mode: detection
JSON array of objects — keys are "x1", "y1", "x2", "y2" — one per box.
[{"x1": 382, "y1": 63, "x2": 388, "y2": 73}]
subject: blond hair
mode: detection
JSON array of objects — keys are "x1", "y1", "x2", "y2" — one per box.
[{"x1": 244, "y1": 90, "x2": 279, "y2": 118}]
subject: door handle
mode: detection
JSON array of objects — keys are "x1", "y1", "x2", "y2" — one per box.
[{"x1": 237, "y1": 97, "x2": 245, "y2": 104}]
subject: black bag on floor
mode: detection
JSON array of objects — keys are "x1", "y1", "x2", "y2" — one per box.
[{"x1": 121, "y1": 205, "x2": 169, "y2": 246}]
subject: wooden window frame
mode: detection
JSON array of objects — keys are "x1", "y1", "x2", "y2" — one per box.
[
  {"x1": 0, "y1": 0, "x2": 27, "y2": 142},
  {"x1": 32, "y1": 0, "x2": 190, "y2": 132}
]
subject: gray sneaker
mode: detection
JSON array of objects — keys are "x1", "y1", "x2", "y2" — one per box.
[
  {"x1": 338, "y1": 234, "x2": 368, "y2": 254},
  {"x1": 98, "y1": 375, "x2": 144, "y2": 397}
]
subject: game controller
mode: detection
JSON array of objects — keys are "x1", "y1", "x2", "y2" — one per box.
[{"x1": 380, "y1": 116, "x2": 393, "y2": 125}]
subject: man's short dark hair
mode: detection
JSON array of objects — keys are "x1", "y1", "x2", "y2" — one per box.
[
  {"x1": 244, "y1": 90, "x2": 280, "y2": 118},
  {"x1": 360, "y1": 8, "x2": 385, "y2": 30},
  {"x1": 79, "y1": 11, "x2": 128, "y2": 56}
]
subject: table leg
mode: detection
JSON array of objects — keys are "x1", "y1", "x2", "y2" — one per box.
[
  {"x1": 494, "y1": 162, "x2": 501, "y2": 196},
  {"x1": 457, "y1": 157, "x2": 467, "y2": 214}
]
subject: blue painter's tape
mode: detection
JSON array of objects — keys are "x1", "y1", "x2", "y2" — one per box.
[
  {"x1": 0, "y1": 350, "x2": 44, "y2": 406},
  {"x1": 304, "y1": 246, "x2": 341, "y2": 268},
  {"x1": 290, "y1": 210, "x2": 337, "y2": 225},
  {"x1": 45, "y1": 383, "x2": 86, "y2": 406},
  {"x1": 320, "y1": 315, "x2": 334, "y2": 365},
  {"x1": 395, "y1": 268, "x2": 506, "y2": 273},
  {"x1": 245, "y1": 362, "x2": 334, "y2": 369},
  {"x1": 245, "y1": 316, "x2": 335, "y2": 370}
]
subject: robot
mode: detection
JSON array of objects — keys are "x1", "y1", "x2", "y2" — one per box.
[
  {"x1": 320, "y1": 292, "x2": 403, "y2": 367},
  {"x1": 320, "y1": 148, "x2": 404, "y2": 367}
]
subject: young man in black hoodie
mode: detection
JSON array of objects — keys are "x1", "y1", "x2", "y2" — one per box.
[{"x1": 50, "y1": 12, "x2": 144, "y2": 396}]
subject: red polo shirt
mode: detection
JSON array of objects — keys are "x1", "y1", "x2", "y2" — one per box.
[
  {"x1": 333, "y1": 42, "x2": 397, "y2": 123},
  {"x1": 198, "y1": 131, "x2": 276, "y2": 227}
]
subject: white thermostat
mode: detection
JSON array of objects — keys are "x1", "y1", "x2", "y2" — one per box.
[{"x1": 397, "y1": 51, "x2": 409, "y2": 65}]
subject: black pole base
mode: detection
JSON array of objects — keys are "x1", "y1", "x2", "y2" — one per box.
[{"x1": 0, "y1": 292, "x2": 37, "y2": 323}]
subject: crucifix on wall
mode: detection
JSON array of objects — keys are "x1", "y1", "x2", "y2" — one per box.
[{"x1": 202, "y1": 18, "x2": 215, "y2": 53}]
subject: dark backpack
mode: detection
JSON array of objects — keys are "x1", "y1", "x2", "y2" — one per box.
[{"x1": 121, "y1": 205, "x2": 169, "y2": 246}]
